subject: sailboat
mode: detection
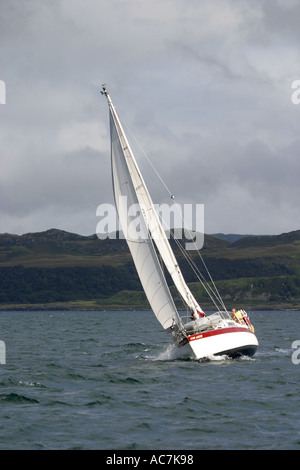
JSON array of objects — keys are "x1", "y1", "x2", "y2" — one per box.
[{"x1": 102, "y1": 86, "x2": 258, "y2": 360}]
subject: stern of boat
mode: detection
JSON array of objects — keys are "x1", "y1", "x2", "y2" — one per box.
[
  {"x1": 181, "y1": 310, "x2": 259, "y2": 360},
  {"x1": 188, "y1": 326, "x2": 258, "y2": 359}
]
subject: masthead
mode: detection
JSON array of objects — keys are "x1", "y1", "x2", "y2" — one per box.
[{"x1": 101, "y1": 84, "x2": 108, "y2": 96}]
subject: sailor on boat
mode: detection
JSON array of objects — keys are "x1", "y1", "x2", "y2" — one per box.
[
  {"x1": 191, "y1": 309, "x2": 206, "y2": 321},
  {"x1": 232, "y1": 308, "x2": 243, "y2": 323},
  {"x1": 232, "y1": 308, "x2": 254, "y2": 330}
]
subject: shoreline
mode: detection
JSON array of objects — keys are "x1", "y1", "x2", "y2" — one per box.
[{"x1": 1, "y1": 301, "x2": 299, "y2": 312}]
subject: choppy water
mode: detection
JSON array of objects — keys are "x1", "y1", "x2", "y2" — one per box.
[{"x1": 0, "y1": 310, "x2": 299, "y2": 450}]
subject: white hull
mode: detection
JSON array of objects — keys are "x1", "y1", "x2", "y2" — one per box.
[{"x1": 186, "y1": 326, "x2": 258, "y2": 360}]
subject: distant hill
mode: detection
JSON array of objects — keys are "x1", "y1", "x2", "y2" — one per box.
[
  {"x1": 212, "y1": 233, "x2": 260, "y2": 243},
  {"x1": 0, "y1": 228, "x2": 300, "y2": 310},
  {"x1": 230, "y1": 230, "x2": 300, "y2": 248}
]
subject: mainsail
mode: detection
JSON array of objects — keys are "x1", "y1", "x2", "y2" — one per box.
[{"x1": 104, "y1": 88, "x2": 204, "y2": 328}]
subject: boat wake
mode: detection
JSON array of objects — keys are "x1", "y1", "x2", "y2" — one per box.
[
  {"x1": 198, "y1": 354, "x2": 229, "y2": 363},
  {"x1": 199, "y1": 353, "x2": 256, "y2": 363},
  {"x1": 143, "y1": 343, "x2": 193, "y2": 362},
  {"x1": 143, "y1": 341, "x2": 258, "y2": 363},
  {"x1": 138, "y1": 342, "x2": 257, "y2": 364}
]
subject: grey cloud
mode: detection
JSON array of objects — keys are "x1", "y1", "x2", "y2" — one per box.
[{"x1": 0, "y1": 0, "x2": 299, "y2": 236}]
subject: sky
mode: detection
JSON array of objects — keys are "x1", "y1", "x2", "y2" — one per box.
[{"x1": 1, "y1": 0, "x2": 300, "y2": 237}]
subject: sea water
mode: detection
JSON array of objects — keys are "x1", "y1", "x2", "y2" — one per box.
[{"x1": 0, "y1": 310, "x2": 299, "y2": 450}]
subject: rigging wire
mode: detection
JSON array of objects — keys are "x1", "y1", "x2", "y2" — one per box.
[
  {"x1": 120, "y1": 116, "x2": 174, "y2": 198},
  {"x1": 169, "y1": 233, "x2": 227, "y2": 312}
]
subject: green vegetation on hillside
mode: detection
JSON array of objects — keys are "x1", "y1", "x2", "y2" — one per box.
[{"x1": 0, "y1": 228, "x2": 300, "y2": 310}]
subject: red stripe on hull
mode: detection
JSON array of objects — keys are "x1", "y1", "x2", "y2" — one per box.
[{"x1": 188, "y1": 326, "x2": 253, "y2": 342}]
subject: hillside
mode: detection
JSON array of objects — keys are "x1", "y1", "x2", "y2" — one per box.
[{"x1": 0, "y1": 228, "x2": 300, "y2": 310}]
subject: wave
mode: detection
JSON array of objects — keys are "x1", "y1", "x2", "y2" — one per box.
[
  {"x1": 0, "y1": 392, "x2": 39, "y2": 404},
  {"x1": 18, "y1": 380, "x2": 46, "y2": 388}
]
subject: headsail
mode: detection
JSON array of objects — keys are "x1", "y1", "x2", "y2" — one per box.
[{"x1": 104, "y1": 87, "x2": 204, "y2": 325}]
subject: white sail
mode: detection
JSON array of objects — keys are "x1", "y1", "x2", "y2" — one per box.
[
  {"x1": 109, "y1": 100, "x2": 181, "y2": 331},
  {"x1": 106, "y1": 91, "x2": 204, "y2": 318}
]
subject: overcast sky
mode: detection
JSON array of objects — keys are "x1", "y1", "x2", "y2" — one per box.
[{"x1": 1, "y1": 0, "x2": 300, "y2": 237}]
